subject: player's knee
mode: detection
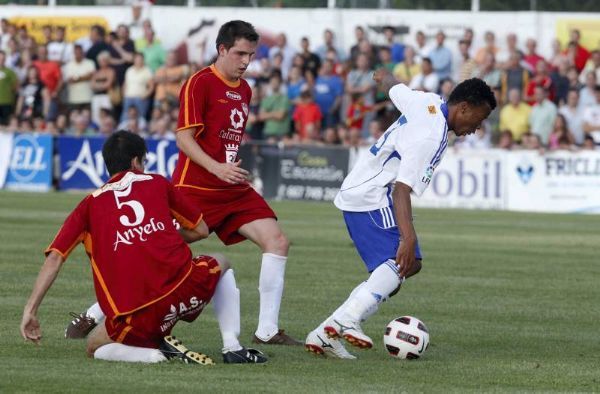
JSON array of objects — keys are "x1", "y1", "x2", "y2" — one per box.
[
  {"x1": 211, "y1": 253, "x2": 231, "y2": 272},
  {"x1": 268, "y1": 232, "x2": 289, "y2": 255}
]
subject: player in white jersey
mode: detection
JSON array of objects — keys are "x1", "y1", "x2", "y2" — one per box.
[{"x1": 305, "y1": 71, "x2": 497, "y2": 359}]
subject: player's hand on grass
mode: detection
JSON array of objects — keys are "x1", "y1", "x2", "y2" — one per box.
[
  {"x1": 21, "y1": 312, "x2": 42, "y2": 344},
  {"x1": 211, "y1": 160, "x2": 249, "y2": 184},
  {"x1": 396, "y1": 237, "x2": 416, "y2": 279}
]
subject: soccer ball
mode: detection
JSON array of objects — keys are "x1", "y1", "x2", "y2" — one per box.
[{"x1": 383, "y1": 316, "x2": 430, "y2": 359}]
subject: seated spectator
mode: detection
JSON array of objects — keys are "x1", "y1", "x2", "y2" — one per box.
[
  {"x1": 299, "y1": 37, "x2": 321, "y2": 78},
  {"x1": 521, "y1": 132, "x2": 543, "y2": 150},
  {"x1": 90, "y1": 51, "x2": 116, "y2": 125},
  {"x1": 579, "y1": 71, "x2": 598, "y2": 109},
  {"x1": 150, "y1": 114, "x2": 175, "y2": 140},
  {"x1": 118, "y1": 105, "x2": 148, "y2": 132},
  {"x1": 524, "y1": 60, "x2": 554, "y2": 105},
  {"x1": 66, "y1": 112, "x2": 95, "y2": 136},
  {"x1": 454, "y1": 127, "x2": 491, "y2": 150},
  {"x1": 497, "y1": 129, "x2": 515, "y2": 149},
  {"x1": 582, "y1": 134, "x2": 597, "y2": 150},
  {"x1": 472, "y1": 52, "x2": 501, "y2": 89},
  {"x1": 346, "y1": 93, "x2": 370, "y2": 129},
  {"x1": 428, "y1": 30, "x2": 452, "y2": 80},
  {"x1": 454, "y1": 39, "x2": 477, "y2": 82},
  {"x1": 98, "y1": 113, "x2": 116, "y2": 136},
  {"x1": 292, "y1": 89, "x2": 322, "y2": 143},
  {"x1": 377, "y1": 46, "x2": 395, "y2": 73},
  {"x1": 548, "y1": 114, "x2": 576, "y2": 150},
  {"x1": 474, "y1": 31, "x2": 499, "y2": 66},
  {"x1": 33, "y1": 45, "x2": 62, "y2": 120},
  {"x1": 154, "y1": 51, "x2": 189, "y2": 108},
  {"x1": 121, "y1": 52, "x2": 154, "y2": 122},
  {"x1": 439, "y1": 78, "x2": 454, "y2": 101},
  {"x1": 550, "y1": 57, "x2": 570, "y2": 106},
  {"x1": 581, "y1": 50, "x2": 600, "y2": 83},
  {"x1": 393, "y1": 45, "x2": 420, "y2": 84},
  {"x1": 500, "y1": 51, "x2": 530, "y2": 103},
  {"x1": 559, "y1": 88, "x2": 585, "y2": 144},
  {"x1": 348, "y1": 127, "x2": 364, "y2": 148},
  {"x1": 314, "y1": 59, "x2": 343, "y2": 128},
  {"x1": 85, "y1": 25, "x2": 111, "y2": 68},
  {"x1": 499, "y1": 88, "x2": 531, "y2": 142},
  {"x1": 566, "y1": 66, "x2": 582, "y2": 92},
  {"x1": 409, "y1": 57, "x2": 439, "y2": 92},
  {"x1": 259, "y1": 70, "x2": 290, "y2": 142},
  {"x1": 529, "y1": 86, "x2": 558, "y2": 145},
  {"x1": 523, "y1": 38, "x2": 545, "y2": 73},
  {"x1": 287, "y1": 65, "x2": 305, "y2": 106},
  {"x1": 582, "y1": 85, "x2": 600, "y2": 144},
  {"x1": 16, "y1": 66, "x2": 49, "y2": 121},
  {"x1": 365, "y1": 118, "x2": 384, "y2": 146},
  {"x1": 62, "y1": 44, "x2": 96, "y2": 113},
  {"x1": 322, "y1": 126, "x2": 340, "y2": 145}
]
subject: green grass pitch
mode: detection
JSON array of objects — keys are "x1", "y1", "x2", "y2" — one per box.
[{"x1": 0, "y1": 191, "x2": 598, "y2": 392}]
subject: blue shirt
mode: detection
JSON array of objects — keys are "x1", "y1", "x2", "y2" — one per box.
[
  {"x1": 428, "y1": 45, "x2": 453, "y2": 80},
  {"x1": 390, "y1": 43, "x2": 405, "y2": 63},
  {"x1": 314, "y1": 75, "x2": 343, "y2": 114}
]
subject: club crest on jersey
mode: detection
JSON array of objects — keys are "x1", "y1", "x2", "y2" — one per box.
[
  {"x1": 226, "y1": 91, "x2": 242, "y2": 101},
  {"x1": 242, "y1": 103, "x2": 249, "y2": 116},
  {"x1": 229, "y1": 108, "x2": 244, "y2": 130},
  {"x1": 421, "y1": 165, "x2": 434, "y2": 184},
  {"x1": 225, "y1": 143, "x2": 239, "y2": 163},
  {"x1": 427, "y1": 105, "x2": 437, "y2": 115}
]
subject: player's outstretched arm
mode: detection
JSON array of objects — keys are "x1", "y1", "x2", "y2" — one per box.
[
  {"x1": 176, "y1": 128, "x2": 249, "y2": 184},
  {"x1": 20, "y1": 251, "x2": 65, "y2": 344},
  {"x1": 392, "y1": 182, "x2": 418, "y2": 279}
]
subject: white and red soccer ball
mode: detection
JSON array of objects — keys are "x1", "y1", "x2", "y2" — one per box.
[{"x1": 383, "y1": 316, "x2": 430, "y2": 359}]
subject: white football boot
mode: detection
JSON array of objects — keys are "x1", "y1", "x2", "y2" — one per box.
[
  {"x1": 305, "y1": 329, "x2": 356, "y2": 359},
  {"x1": 323, "y1": 318, "x2": 373, "y2": 349}
]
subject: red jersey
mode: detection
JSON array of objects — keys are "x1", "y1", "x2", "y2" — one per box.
[
  {"x1": 173, "y1": 64, "x2": 252, "y2": 190},
  {"x1": 46, "y1": 170, "x2": 203, "y2": 318},
  {"x1": 32, "y1": 60, "x2": 61, "y2": 94}
]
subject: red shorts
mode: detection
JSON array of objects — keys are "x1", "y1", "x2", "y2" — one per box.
[
  {"x1": 177, "y1": 186, "x2": 277, "y2": 245},
  {"x1": 105, "y1": 256, "x2": 221, "y2": 349}
]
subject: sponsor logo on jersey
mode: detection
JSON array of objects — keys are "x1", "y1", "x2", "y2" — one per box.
[
  {"x1": 113, "y1": 217, "x2": 166, "y2": 251},
  {"x1": 224, "y1": 143, "x2": 239, "y2": 163},
  {"x1": 427, "y1": 105, "x2": 437, "y2": 115},
  {"x1": 226, "y1": 91, "x2": 242, "y2": 101},
  {"x1": 421, "y1": 165, "x2": 434, "y2": 184},
  {"x1": 161, "y1": 296, "x2": 206, "y2": 332}
]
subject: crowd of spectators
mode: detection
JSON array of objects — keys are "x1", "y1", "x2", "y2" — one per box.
[{"x1": 1, "y1": 16, "x2": 600, "y2": 151}]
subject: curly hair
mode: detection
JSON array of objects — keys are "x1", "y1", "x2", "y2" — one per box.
[{"x1": 448, "y1": 78, "x2": 497, "y2": 110}]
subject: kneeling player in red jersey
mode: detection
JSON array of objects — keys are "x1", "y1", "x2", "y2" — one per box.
[{"x1": 20, "y1": 131, "x2": 266, "y2": 364}]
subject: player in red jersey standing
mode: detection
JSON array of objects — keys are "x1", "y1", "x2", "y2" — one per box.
[
  {"x1": 21, "y1": 131, "x2": 266, "y2": 364},
  {"x1": 172, "y1": 20, "x2": 300, "y2": 345}
]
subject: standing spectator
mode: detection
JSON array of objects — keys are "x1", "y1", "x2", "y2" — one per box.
[
  {"x1": 66, "y1": 112, "x2": 95, "y2": 136},
  {"x1": 580, "y1": 50, "x2": 600, "y2": 83},
  {"x1": 529, "y1": 86, "x2": 558, "y2": 145},
  {"x1": 299, "y1": 37, "x2": 320, "y2": 78},
  {"x1": 497, "y1": 130, "x2": 515, "y2": 149},
  {"x1": 550, "y1": 57, "x2": 570, "y2": 106},
  {"x1": 474, "y1": 31, "x2": 499, "y2": 65},
  {"x1": 500, "y1": 51, "x2": 530, "y2": 103},
  {"x1": 559, "y1": 88, "x2": 585, "y2": 144},
  {"x1": 41, "y1": 25, "x2": 53, "y2": 46},
  {"x1": 462, "y1": 28, "x2": 474, "y2": 46},
  {"x1": 413, "y1": 30, "x2": 429, "y2": 62},
  {"x1": 33, "y1": 45, "x2": 62, "y2": 120},
  {"x1": 154, "y1": 51, "x2": 189, "y2": 108},
  {"x1": 117, "y1": 105, "x2": 147, "y2": 133},
  {"x1": 140, "y1": 29, "x2": 166, "y2": 73},
  {"x1": 548, "y1": 114, "x2": 576, "y2": 150},
  {"x1": 497, "y1": 33, "x2": 522, "y2": 68},
  {"x1": 62, "y1": 44, "x2": 95, "y2": 113},
  {"x1": 315, "y1": 29, "x2": 345, "y2": 62},
  {"x1": 428, "y1": 30, "x2": 452, "y2": 80},
  {"x1": 382, "y1": 26, "x2": 404, "y2": 64},
  {"x1": 454, "y1": 39, "x2": 477, "y2": 82},
  {"x1": 287, "y1": 65, "x2": 305, "y2": 106},
  {"x1": 454, "y1": 127, "x2": 491, "y2": 150},
  {"x1": 365, "y1": 118, "x2": 383, "y2": 145},
  {"x1": 0, "y1": 50, "x2": 18, "y2": 125},
  {"x1": 499, "y1": 88, "x2": 531, "y2": 142},
  {"x1": 6, "y1": 37, "x2": 20, "y2": 70},
  {"x1": 472, "y1": 52, "x2": 501, "y2": 90},
  {"x1": 578, "y1": 71, "x2": 598, "y2": 109},
  {"x1": 523, "y1": 39, "x2": 545, "y2": 73},
  {"x1": 524, "y1": 61, "x2": 554, "y2": 105},
  {"x1": 350, "y1": 26, "x2": 368, "y2": 64},
  {"x1": 258, "y1": 70, "x2": 290, "y2": 142},
  {"x1": 269, "y1": 33, "x2": 296, "y2": 80},
  {"x1": 439, "y1": 78, "x2": 455, "y2": 101},
  {"x1": 47, "y1": 26, "x2": 72, "y2": 65},
  {"x1": 121, "y1": 52, "x2": 154, "y2": 122},
  {"x1": 549, "y1": 39, "x2": 569, "y2": 71},
  {"x1": 409, "y1": 57, "x2": 439, "y2": 93},
  {"x1": 567, "y1": 29, "x2": 591, "y2": 73},
  {"x1": 90, "y1": 51, "x2": 116, "y2": 125},
  {"x1": 393, "y1": 46, "x2": 420, "y2": 84},
  {"x1": 86, "y1": 25, "x2": 111, "y2": 68},
  {"x1": 292, "y1": 90, "x2": 322, "y2": 142},
  {"x1": 346, "y1": 52, "x2": 375, "y2": 133},
  {"x1": 376, "y1": 46, "x2": 395, "y2": 73},
  {"x1": 582, "y1": 134, "x2": 597, "y2": 150},
  {"x1": 16, "y1": 66, "x2": 49, "y2": 121},
  {"x1": 582, "y1": 86, "x2": 600, "y2": 144},
  {"x1": 110, "y1": 24, "x2": 135, "y2": 86},
  {"x1": 314, "y1": 59, "x2": 343, "y2": 128}
]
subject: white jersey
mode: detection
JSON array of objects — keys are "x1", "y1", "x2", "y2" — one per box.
[{"x1": 334, "y1": 84, "x2": 449, "y2": 212}]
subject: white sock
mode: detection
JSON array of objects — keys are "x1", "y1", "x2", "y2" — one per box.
[
  {"x1": 212, "y1": 270, "x2": 242, "y2": 352},
  {"x1": 343, "y1": 261, "x2": 402, "y2": 322},
  {"x1": 94, "y1": 343, "x2": 166, "y2": 363},
  {"x1": 255, "y1": 253, "x2": 286, "y2": 340},
  {"x1": 87, "y1": 302, "x2": 105, "y2": 323},
  {"x1": 317, "y1": 281, "x2": 366, "y2": 331}
]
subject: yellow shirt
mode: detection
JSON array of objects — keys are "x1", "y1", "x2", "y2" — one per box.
[
  {"x1": 499, "y1": 103, "x2": 532, "y2": 141},
  {"x1": 393, "y1": 62, "x2": 421, "y2": 84}
]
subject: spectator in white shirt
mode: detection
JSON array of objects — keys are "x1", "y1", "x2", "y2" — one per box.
[
  {"x1": 559, "y1": 88, "x2": 585, "y2": 144},
  {"x1": 62, "y1": 45, "x2": 96, "y2": 112},
  {"x1": 121, "y1": 52, "x2": 154, "y2": 122},
  {"x1": 409, "y1": 57, "x2": 439, "y2": 93}
]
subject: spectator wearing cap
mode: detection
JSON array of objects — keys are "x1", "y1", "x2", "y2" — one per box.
[
  {"x1": 582, "y1": 85, "x2": 600, "y2": 144},
  {"x1": 382, "y1": 26, "x2": 405, "y2": 64},
  {"x1": 499, "y1": 88, "x2": 531, "y2": 142},
  {"x1": 529, "y1": 85, "x2": 558, "y2": 145},
  {"x1": 62, "y1": 44, "x2": 95, "y2": 113},
  {"x1": 428, "y1": 30, "x2": 452, "y2": 80}
]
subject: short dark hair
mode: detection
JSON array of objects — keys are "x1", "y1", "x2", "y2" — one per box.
[
  {"x1": 448, "y1": 78, "x2": 497, "y2": 110},
  {"x1": 215, "y1": 20, "x2": 259, "y2": 52},
  {"x1": 102, "y1": 130, "x2": 147, "y2": 176},
  {"x1": 422, "y1": 57, "x2": 432, "y2": 65}
]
